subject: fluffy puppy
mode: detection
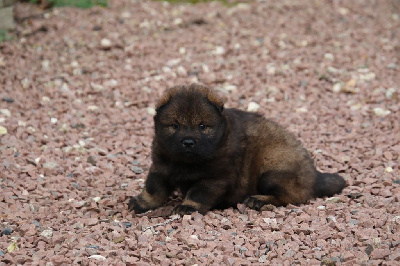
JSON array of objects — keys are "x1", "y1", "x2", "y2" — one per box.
[{"x1": 128, "y1": 84, "x2": 346, "y2": 215}]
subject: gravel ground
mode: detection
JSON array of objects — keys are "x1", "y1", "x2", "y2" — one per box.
[{"x1": 1, "y1": 0, "x2": 399, "y2": 264}]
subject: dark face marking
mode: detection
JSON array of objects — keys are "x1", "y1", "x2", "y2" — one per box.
[{"x1": 154, "y1": 85, "x2": 226, "y2": 162}]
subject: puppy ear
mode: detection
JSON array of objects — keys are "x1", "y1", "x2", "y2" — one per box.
[
  {"x1": 155, "y1": 85, "x2": 185, "y2": 111},
  {"x1": 189, "y1": 83, "x2": 224, "y2": 112},
  {"x1": 206, "y1": 89, "x2": 224, "y2": 112}
]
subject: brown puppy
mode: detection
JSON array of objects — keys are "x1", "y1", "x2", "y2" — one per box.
[{"x1": 128, "y1": 84, "x2": 346, "y2": 215}]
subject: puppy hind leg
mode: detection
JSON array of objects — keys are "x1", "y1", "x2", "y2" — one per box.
[{"x1": 246, "y1": 170, "x2": 313, "y2": 210}]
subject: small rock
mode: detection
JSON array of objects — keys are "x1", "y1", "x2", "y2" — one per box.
[
  {"x1": 42, "y1": 96, "x2": 50, "y2": 102},
  {"x1": 0, "y1": 109, "x2": 11, "y2": 117},
  {"x1": 177, "y1": 66, "x2": 187, "y2": 77},
  {"x1": 147, "y1": 107, "x2": 156, "y2": 116},
  {"x1": 122, "y1": 222, "x2": 132, "y2": 228},
  {"x1": 385, "y1": 87, "x2": 397, "y2": 99},
  {"x1": 295, "y1": 107, "x2": 308, "y2": 113},
  {"x1": 86, "y1": 218, "x2": 98, "y2": 226},
  {"x1": 7, "y1": 242, "x2": 18, "y2": 253},
  {"x1": 0, "y1": 250, "x2": 4, "y2": 256},
  {"x1": 373, "y1": 107, "x2": 391, "y2": 116},
  {"x1": 87, "y1": 105, "x2": 99, "y2": 111},
  {"x1": 104, "y1": 79, "x2": 118, "y2": 87},
  {"x1": 1, "y1": 97, "x2": 14, "y2": 103},
  {"x1": 112, "y1": 236, "x2": 125, "y2": 244},
  {"x1": 0, "y1": 126, "x2": 7, "y2": 135},
  {"x1": 365, "y1": 244, "x2": 373, "y2": 255},
  {"x1": 348, "y1": 219, "x2": 359, "y2": 226},
  {"x1": 166, "y1": 58, "x2": 181, "y2": 67},
  {"x1": 89, "y1": 255, "x2": 106, "y2": 261},
  {"x1": 121, "y1": 11, "x2": 131, "y2": 18},
  {"x1": 86, "y1": 245, "x2": 100, "y2": 250},
  {"x1": 332, "y1": 83, "x2": 342, "y2": 93},
  {"x1": 1, "y1": 228, "x2": 13, "y2": 236},
  {"x1": 43, "y1": 162, "x2": 58, "y2": 169},
  {"x1": 92, "y1": 197, "x2": 101, "y2": 203},
  {"x1": 259, "y1": 255, "x2": 268, "y2": 263},
  {"x1": 327, "y1": 216, "x2": 337, "y2": 223},
  {"x1": 131, "y1": 166, "x2": 144, "y2": 174},
  {"x1": 325, "y1": 197, "x2": 341, "y2": 203},
  {"x1": 32, "y1": 220, "x2": 41, "y2": 228},
  {"x1": 213, "y1": 46, "x2": 225, "y2": 55},
  {"x1": 50, "y1": 118, "x2": 58, "y2": 124},
  {"x1": 40, "y1": 229, "x2": 53, "y2": 238},
  {"x1": 324, "y1": 53, "x2": 334, "y2": 61},
  {"x1": 385, "y1": 167, "x2": 393, "y2": 173},
  {"x1": 87, "y1": 156, "x2": 97, "y2": 166},
  {"x1": 223, "y1": 84, "x2": 237, "y2": 91},
  {"x1": 338, "y1": 7, "x2": 349, "y2": 15},
  {"x1": 41, "y1": 60, "x2": 50, "y2": 70},
  {"x1": 247, "y1": 102, "x2": 260, "y2": 112},
  {"x1": 173, "y1": 17, "x2": 183, "y2": 25},
  {"x1": 389, "y1": 249, "x2": 400, "y2": 261},
  {"x1": 370, "y1": 248, "x2": 390, "y2": 260},
  {"x1": 100, "y1": 38, "x2": 112, "y2": 49},
  {"x1": 86, "y1": 245, "x2": 100, "y2": 256}
]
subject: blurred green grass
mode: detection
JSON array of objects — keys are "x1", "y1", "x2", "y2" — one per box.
[
  {"x1": 0, "y1": 30, "x2": 12, "y2": 42},
  {"x1": 29, "y1": 0, "x2": 108, "y2": 8}
]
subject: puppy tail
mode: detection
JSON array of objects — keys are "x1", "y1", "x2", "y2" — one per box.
[{"x1": 313, "y1": 172, "x2": 346, "y2": 198}]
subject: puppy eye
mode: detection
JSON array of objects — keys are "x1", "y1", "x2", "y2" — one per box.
[
  {"x1": 199, "y1": 124, "x2": 206, "y2": 131},
  {"x1": 172, "y1": 123, "x2": 180, "y2": 129}
]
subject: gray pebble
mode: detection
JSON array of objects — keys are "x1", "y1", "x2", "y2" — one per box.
[
  {"x1": 131, "y1": 166, "x2": 144, "y2": 174},
  {"x1": 1, "y1": 228, "x2": 13, "y2": 236}
]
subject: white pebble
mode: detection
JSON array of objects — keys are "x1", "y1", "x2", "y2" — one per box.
[
  {"x1": 179, "y1": 47, "x2": 186, "y2": 54},
  {"x1": 295, "y1": 107, "x2": 308, "y2": 113},
  {"x1": 92, "y1": 197, "x2": 101, "y2": 203},
  {"x1": 89, "y1": 255, "x2": 106, "y2": 261},
  {"x1": 40, "y1": 229, "x2": 53, "y2": 238},
  {"x1": 332, "y1": 83, "x2": 342, "y2": 93},
  {"x1": 18, "y1": 121, "x2": 26, "y2": 127},
  {"x1": 166, "y1": 58, "x2": 181, "y2": 67},
  {"x1": 247, "y1": 102, "x2": 260, "y2": 112},
  {"x1": 42, "y1": 96, "x2": 51, "y2": 102},
  {"x1": 386, "y1": 88, "x2": 396, "y2": 99},
  {"x1": 213, "y1": 46, "x2": 225, "y2": 55},
  {"x1": 0, "y1": 109, "x2": 11, "y2": 117},
  {"x1": 0, "y1": 126, "x2": 7, "y2": 135},
  {"x1": 41, "y1": 60, "x2": 50, "y2": 69},
  {"x1": 173, "y1": 17, "x2": 183, "y2": 25},
  {"x1": 121, "y1": 11, "x2": 131, "y2": 19},
  {"x1": 100, "y1": 38, "x2": 112, "y2": 49},
  {"x1": 87, "y1": 105, "x2": 99, "y2": 111},
  {"x1": 373, "y1": 107, "x2": 391, "y2": 116},
  {"x1": 50, "y1": 118, "x2": 58, "y2": 124},
  {"x1": 324, "y1": 53, "x2": 334, "y2": 61},
  {"x1": 147, "y1": 107, "x2": 156, "y2": 116},
  {"x1": 70, "y1": 61, "x2": 79, "y2": 68},
  {"x1": 177, "y1": 66, "x2": 187, "y2": 77},
  {"x1": 385, "y1": 167, "x2": 393, "y2": 173}
]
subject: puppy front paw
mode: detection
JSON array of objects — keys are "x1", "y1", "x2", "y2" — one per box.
[
  {"x1": 172, "y1": 205, "x2": 197, "y2": 216},
  {"x1": 128, "y1": 196, "x2": 150, "y2": 214}
]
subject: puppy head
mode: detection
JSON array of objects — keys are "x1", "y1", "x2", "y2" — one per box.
[{"x1": 154, "y1": 84, "x2": 226, "y2": 162}]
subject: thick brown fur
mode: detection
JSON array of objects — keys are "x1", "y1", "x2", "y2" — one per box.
[{"x1": 128, "y1": 84, "x2": 346, "y2": 215}]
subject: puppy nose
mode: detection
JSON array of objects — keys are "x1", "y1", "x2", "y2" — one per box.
[{"x1": 182, "y1": 138, "x2": 195, "y2": 147}]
